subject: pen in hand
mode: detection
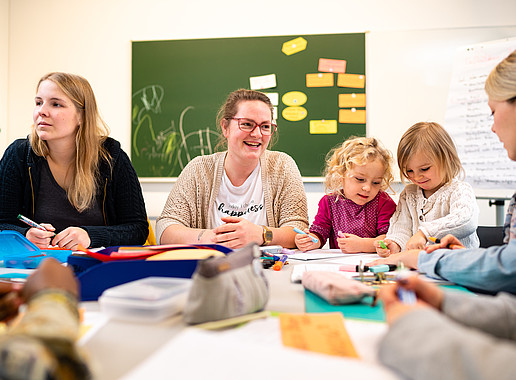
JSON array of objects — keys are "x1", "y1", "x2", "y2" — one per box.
[
  {"x1": 17, "y1": 214, "x2": 56, "y2": 236},
  {"x1": 293, "y1": 227, "x2": 318, "y2": 243},
  {"x1": 428, "y1": 236, "x2": 464, "y2": 250}
]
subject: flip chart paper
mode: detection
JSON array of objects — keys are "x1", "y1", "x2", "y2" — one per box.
[
  {"x1": 306, "y1": 73, "x2": 334, "y2": 87},
  {"x1": 337, "y1": 74, "x2": 365, "y2": 88}
]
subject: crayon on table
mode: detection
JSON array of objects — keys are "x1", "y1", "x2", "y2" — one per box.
[{"x1": 293, "y1": 227, "x2": 318, "y2": 243}]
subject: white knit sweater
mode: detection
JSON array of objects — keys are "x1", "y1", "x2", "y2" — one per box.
[{"x1": 386, "y1": 179, "x2": 479, "y2": 250}]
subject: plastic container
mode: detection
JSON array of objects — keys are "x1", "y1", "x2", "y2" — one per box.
[{"x1": 99, "y1": 277, "x2": 192, "y2": 323}]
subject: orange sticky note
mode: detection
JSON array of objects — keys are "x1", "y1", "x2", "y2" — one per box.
[
  {"x1": 339, "y1": 108, "x2": 366, "y2": 124},
  {"x1": 337, "y1": 74, "x2": 365, "y2": 88},
  {"x1": 338, "y1": 93, "x2": 366, "y2": 108},
  {"x1": 318, "y1": 58, "x2": 347, "y2": 73},
  {"x1": 309, "y1": 120, "x2": 337, "y2": 134},
  {"x1": 279, "y1": 312, "x2": 359, "y2": 358},
  {"x1": 306, "y1": 73, "x2": 334, "y2": 87}
]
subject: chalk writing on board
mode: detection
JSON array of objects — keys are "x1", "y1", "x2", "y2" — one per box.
[
  {"x1": 132, "y1": 85, "x2": 220, "y2": 176},
  {"x1": 445, "y1": 39, "x2": 516, "y2": 189}
]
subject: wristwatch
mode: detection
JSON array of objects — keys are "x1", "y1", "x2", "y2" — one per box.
[{"x1": 262, "y1": 225, "x2": 273, "y2": 246}]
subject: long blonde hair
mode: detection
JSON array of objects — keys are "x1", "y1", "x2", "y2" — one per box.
[
  {"x1": 30, "y1": 72, "x2": 110, "y2": 212},
  {"x1": 485, "y1": 50, "x2": 516, "y2": 102},
  {"x1": 324, "y1": 136, "x2": 394, "y2": 196}
]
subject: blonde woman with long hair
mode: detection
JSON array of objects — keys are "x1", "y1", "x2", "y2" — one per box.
[{"x1": 0, "y1": 72, "x2": 148, "y2": 249}]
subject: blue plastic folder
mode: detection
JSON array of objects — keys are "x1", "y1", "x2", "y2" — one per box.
[{"x1": 0, "y1": 231, "x2": 72, "y2": 269}]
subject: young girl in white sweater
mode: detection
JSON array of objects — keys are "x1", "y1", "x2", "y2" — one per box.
[{"x1": 376, "y1": 122, "x2": 479, "y2": 257}]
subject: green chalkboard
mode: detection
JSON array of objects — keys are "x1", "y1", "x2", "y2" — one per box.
[{"x1": 131, "y1": 33, "x2": 365, "y2": 177}]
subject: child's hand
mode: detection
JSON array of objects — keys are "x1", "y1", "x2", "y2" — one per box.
[
  {"x1": 405, "y1": 231, "x2": 427, "y2": 250},
  {"x1": 374, "y1": 238, "x2": 400, "y2": 257},
  {"x1": 294, "y1": 229, "x2": 320, "y2": 252},
  {"x1": 336, "y1": 232, "x2": 363, "y2": 253}
]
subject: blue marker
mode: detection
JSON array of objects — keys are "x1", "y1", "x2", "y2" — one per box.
[
  {"x1": 293, "y1": 227, "x2": 318, "y2": 243},
  {"x1": 396, "y1": 269, "x2": 417, "y2": 304}
]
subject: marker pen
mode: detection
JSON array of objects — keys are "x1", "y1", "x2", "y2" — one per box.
[
  {"x1": 273, "y1": 254, "x2": 288, "y2": 271},
  {"x1": 428, "y1": 236, "x2": 464, "y2": 250},
  {"x1": 378, "y1": 240, "x2": 388, "y2": 249},
  {"x1": 17, "y1": 214, "x2": 55, "y2": 236},
  {"x1": 293, "y1": 227, "x2": 318, "y2": 243},
  {"x1": 368, "y1": 264, "x2": 397, "y2": 273}
]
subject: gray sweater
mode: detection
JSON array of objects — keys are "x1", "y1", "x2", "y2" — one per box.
[{"x1": 379, "y1": 291, "x2": 516, "y2": 379}]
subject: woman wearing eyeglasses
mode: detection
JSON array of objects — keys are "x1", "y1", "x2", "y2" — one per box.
[{"x1": 156, "y1": 89, "x2": 308, "y2": 248}]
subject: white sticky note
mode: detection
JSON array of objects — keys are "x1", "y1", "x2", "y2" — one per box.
[
  {"x1": 250, "y1": 74, "x2": 277, "y2": 90},
  {"x1": 263, "y1": 92, "x2": 279, "y2": 106}
]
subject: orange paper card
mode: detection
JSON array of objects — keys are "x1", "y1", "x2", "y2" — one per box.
[
  {"x1": 279, "y1": 312, "x2": 359, "y2": 358},
  {"x1": 306, "y1": 73, "x2": 334, "y2": 87},
  {"x1": 338, "y1": 93, "x2": 366, "y2": 108},
  {"x1": 339, "y1": 109, "x2": 366, "y2": 124},
  {"x1": 318, "y1": 58, "x2": 347, "y2": 73},
  {"x1": 337, "y1": 74, "x2": 365, "y2": 88}
]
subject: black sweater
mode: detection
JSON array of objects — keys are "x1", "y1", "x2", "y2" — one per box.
[{"x1": 0, "y1": 137, "x2": 148, "y2": 247}]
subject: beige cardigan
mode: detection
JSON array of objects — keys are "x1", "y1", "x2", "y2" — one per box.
[{"x1": 156, "y1": 150, "x2": 309, "y2": 243}]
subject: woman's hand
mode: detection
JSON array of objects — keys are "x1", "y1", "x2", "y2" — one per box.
[
  {"x1": 405, "y1": 230, "x2": 427, "y2": 250},
  {"x1": 425, "y1": 234, "x2": 464, "y2": 253},
  {"x1": 26, "y1": 223, "x2": 56, "y2": 249},
  {"x1": 378, "y1": 275, "x2": 444, "y2": 325},
  {"x1": 22, "y1": 258, "x2": 79, "y2": 301},
  {"x1": 52, "y1": 227, "x2": 91, "y2": 250},
  {"x1": 374, "y1": 238, "x2": 400, "y2": 257},
  {"x1": 295, "y1": 229, "x2": 320, "y2": 252},
  {"x1": 212, "y1": 216, "x2": 263, "y2": 249},
  {"x1": 368, "y1": 249, "x2": 421, "y2": 269}
]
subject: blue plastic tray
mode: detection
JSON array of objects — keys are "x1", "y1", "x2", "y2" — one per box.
[{"x1": 0, "y1": 231, "x2": 72, "y2": 269}]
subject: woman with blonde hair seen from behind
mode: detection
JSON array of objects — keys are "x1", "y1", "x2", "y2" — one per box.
[
  {"x1": 157, "y1": 89, "x2": 308, "y2": 249},
  {"x1": 376, "y1": 121, "x2": 479, "y2": 257},
  {"x1": 295, "y1": 136, "x2": 397, "y2": 253},
  {"x1": 0, "y1": 72, "x2": 148, "y2": 249}
]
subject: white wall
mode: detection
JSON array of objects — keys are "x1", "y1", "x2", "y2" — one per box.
[
  {"x1": 0, "y1": 0, "x2": 8, "y2": 151},
  {"x1": 5, "y1": 0, "x2": 516, "y2": 227}
]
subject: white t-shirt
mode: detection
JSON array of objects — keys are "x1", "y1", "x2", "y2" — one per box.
[{"x1": 209, "y1": 163, "x2": 267, "y2": 228}]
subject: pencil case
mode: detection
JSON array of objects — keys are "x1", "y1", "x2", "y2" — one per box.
[
  {"x1": 302, "y1": 271, "x2": 375, "y2": 305},
  {"x1": 183, "y1": 243, "x2": 269, "y2": 324}
]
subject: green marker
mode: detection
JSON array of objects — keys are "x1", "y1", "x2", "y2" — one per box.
[{"x1": 379, "y1": 240, "x2": 387, "y2": 249}]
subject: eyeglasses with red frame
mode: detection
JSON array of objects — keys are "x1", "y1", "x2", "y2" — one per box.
[{"x1": 226, "y1": 117, "x2": 277, "y2": 136}]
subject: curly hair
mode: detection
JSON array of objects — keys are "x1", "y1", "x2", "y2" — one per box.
[{"x1": 324, "y1": 136, "x2": 394, "y2": 196}]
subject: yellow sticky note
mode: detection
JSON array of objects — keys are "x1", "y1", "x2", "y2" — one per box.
[
  {"x1": 282, "y1": 106, "x2": 307, "y2": 122},
  {"x1": 309, "y1": 119, "x2": 337, "y2": 134},
  {"x1": 318, "y1": 58, "x2": 347, "y2": 73},
  {"x1": 339, "y1": 108, "x2": 366, "y2": 124},
  {"x1": 279, "y1": 312, "x2": 359, "y2": 358},
  {"x1": 282, "y1": 37, "x2": 307, "y2": 56},
  {"x1": 337, "y1": 73, "x2": 365, "y2": 88},
  {"x1": 306, "y1": 73, "x2": 334, "y2": 87},
  {"x1": 282, "y1": 91, "x2": 307, "y2": 107},
  {"x1": 338, "y1": 93, "x2": 366, "y2": 108}
]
